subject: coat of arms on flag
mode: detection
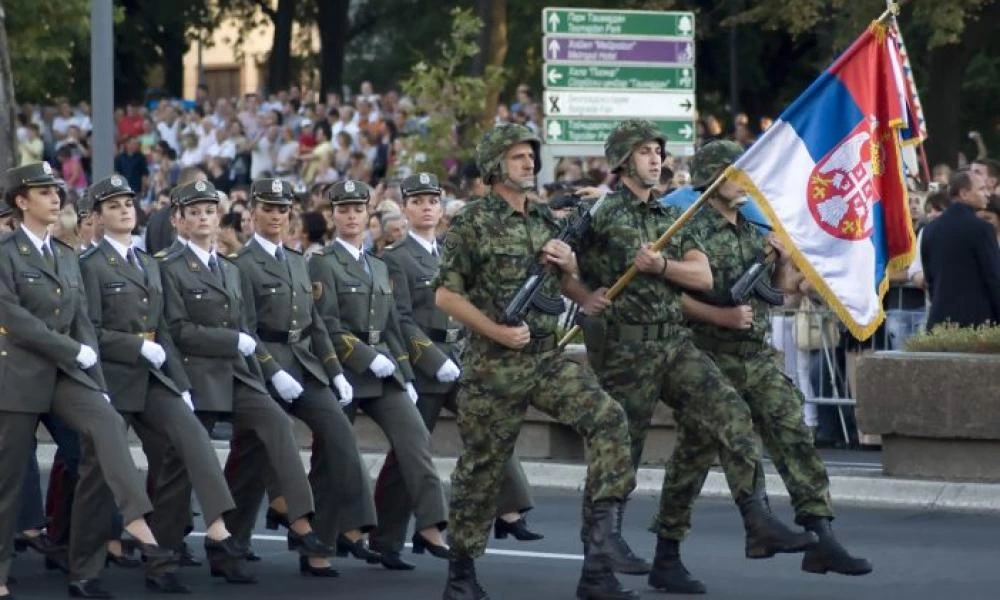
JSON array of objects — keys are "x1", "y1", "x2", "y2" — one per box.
[{"x1": 725, "y1": 17, "x2": 917, "y2": 340}]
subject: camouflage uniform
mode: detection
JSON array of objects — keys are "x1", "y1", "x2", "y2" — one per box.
[
  {"x1": 438, "y1": 125, "x2": 635, "y2": 562},
  {"x1": 576, "y1": 178, "x2": 761, "y2": 533}
]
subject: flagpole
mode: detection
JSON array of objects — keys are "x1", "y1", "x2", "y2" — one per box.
[{"x1": 556, "y1": 173, "x2": 728, "y2": 349}]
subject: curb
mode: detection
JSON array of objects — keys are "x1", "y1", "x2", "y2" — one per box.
[{"x1": 33, "y1": 443, "x2": 1000, "y2": 514}]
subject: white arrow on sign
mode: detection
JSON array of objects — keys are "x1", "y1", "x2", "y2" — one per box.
[
  {"x1": 678, "y1": 15, "x2": 693, "y2": 36},
  {"x1": 547, "y1": 12, "x2": 560, "y2": 32},
  {"x1": 547, "y1": 39, "x2": 561, "y2": 59},
  {"x1": 678, "y1": 124, "x2": 693, "y2": 140},
  {"x1": 546, "y1": 120, "x2": 563, "y2": 141},
  {"x1": 546, "y1": 68, "x2": 563, "y2": 84}
]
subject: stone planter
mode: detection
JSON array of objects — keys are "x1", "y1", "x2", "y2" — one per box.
[{"x1": 856, "y1": 351, "x2": 1000, "y2": 481}]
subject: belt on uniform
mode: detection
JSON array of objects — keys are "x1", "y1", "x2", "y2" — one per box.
[
  {"x1": 258, "y1": 325, "x2": 312, "y2": 344},
  {"x1": 693, "y1": 336, "x2": 764, "y2": 358},
  {"x1": 137, "y1": 331, "x2": 156, "y2": 341},
  {"x1": 427, "y1": 327, "x2": 466, "y2": 343},
  {"x1": 607, "y1": 322, "x2": 674, "y2": 342},
  {"x1": 351, "y1": 330, "x2": 383, "y2": 345}
]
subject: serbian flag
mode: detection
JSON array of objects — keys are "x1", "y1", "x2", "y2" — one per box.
[{"x1": 725, "y1": 20, "x2": 916, "y2": 340}]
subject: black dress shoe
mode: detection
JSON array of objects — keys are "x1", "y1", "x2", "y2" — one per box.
[
  {"x1": 245, "y1": 549, "x2": 261, "y2": 562},
  {"x1": 68, "y1": 579, "x2": 114, "y2": 599},
  {"x1": 411, "y1": 532, "x2": 449, "y2": 559},
  {"x1": 287, "y1": 530, "x2": 334, "y2": 557},
  {"x1": 378, "y1": 550, "x2": 416, "y2": 571},
  {"x1": 209, "y1": 556, "x2": 258, "y2": 584},
  {"x1": 494, "y1": 517, "x2": 544, "y2": 541},
  {"x1": 15, "y1": 532, "x2": 54, "y2": 555},
  {"x1": 178, "y1": 543, "x2": 201, "y2": 567},
  {"x1": 265, "y1": 508, "x2": 291, "y2": 531},
  {"x1": 298, "y1": 556, "x2": 339, "y2": 577},
  {"x1": 145, "y1": 572, "x2": 191, "y2": 594},
  {"x1": 45, "y1": 553, "x2": 70, "y2": 573},
  {"x1": 106, "y1": 551, "x2": 141, "y2": 569},
  {"x1": 204, "y1": 537, "x2": 247, "y2": 560},
  {"x1": 336, "y1": 535, "x2": 382, "y2": 563}
]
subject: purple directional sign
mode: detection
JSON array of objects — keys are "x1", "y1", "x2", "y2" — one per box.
[{"x1": 543, "y1": 36, "x2": 695, "y2": 65}]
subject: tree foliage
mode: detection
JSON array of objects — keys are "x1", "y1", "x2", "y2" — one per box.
[
  {"x1": 3, "y1": 0, "x2": 91, "y2": 101},
  {"x1": 394, "y1": 7, "x2": 506, "y2": 179}
]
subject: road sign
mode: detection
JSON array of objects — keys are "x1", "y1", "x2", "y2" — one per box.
[
  {"x1": 544, "y1": 36, "x2": 694, "y2": 64},
  {"x1": 544, "y1": 118, "x2": 696, "y2": 145},
  {"x1": 542, "y1": 8, "x2": 695, "y2": 38},
  {"x1": 544, "y1": 91, "x2": 695, "y2": 119},
  {"x1": 543, "y1": 64, "x2": 694, "y2": 91}
]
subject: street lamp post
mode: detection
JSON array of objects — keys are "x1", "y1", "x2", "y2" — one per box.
[{"x1": 90, "y1": 0, "x2": 114, "y2": 179}]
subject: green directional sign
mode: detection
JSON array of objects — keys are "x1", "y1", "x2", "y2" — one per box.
[
  {"x1": 542, "y1": 8, "x2": 695, "y2": 38},
  {"x1": 543, "y1": 63, "x2": 694, "y2": 91},
  {"x1": 544, "y1": 118, "x2": 695, "y2": 145}
]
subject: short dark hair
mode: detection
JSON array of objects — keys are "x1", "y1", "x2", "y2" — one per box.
[
  {"x1": 924, "y1": 191, "x2": 950, "y2": 214},
  {"x1": 314, "y1": 120, "x2": 332, "y2": 141},
  {"x1": 948, "y1": 170, "x2": 975, "y2": 199},
  {"x1": 301, "y1": 211, "x2": 327, "y2": 245},
  {"x1": 973, "y1": 158, "x2": 1000, "y2": 180},
  {"x1": 220, "y1": 212, "x2": 242, "y2": 232}
]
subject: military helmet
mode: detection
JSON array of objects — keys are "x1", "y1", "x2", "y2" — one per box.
[
  {"x1": 690, "y1": 140, "x2": 744, "y2": 189},
  {"x1": 400, "y1": 172, "x2": 442, "y2": 197},
  {"x1": 171, "y1": 179, "x2": 220, "y2": 207},
  {"x1": 604, "y1": 120, "x2": 667, "y2": 172},
  {"x1": 250, "y1": 177, "x2": 294, "y2": 206},
  {"x1": 476, "y1": 123, "x2": 541, "y2": 185},
  {"x1": 327, "y1": 179, "x2": 371, "y2": 205},
  {"x1": 87, "y1": 174, "x2": 135, "y2": 212}
]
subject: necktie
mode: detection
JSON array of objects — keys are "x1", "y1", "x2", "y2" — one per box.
[
  {"x1": 275, "y1": 246, "x2": 285, "y2": 262},
  {"x1": 208, "y1": 254, "x2": 225, "y2": 288},
  {"x1": 431, "y1": 245, "x2": 439, "y2": 258},
  {"x1": 127, "y1": 248, "x2": 147, "y2": 283},
  {"x1": 358, "y1": 252, "x2": 371, "y2": 277},
  {"x1": 42, "y1": 245, "x2": 56, "y2": 273}
]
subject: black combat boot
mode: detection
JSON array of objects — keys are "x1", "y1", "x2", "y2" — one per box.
[
  {"x1": 442, "y1": 555, "x2": 489, "y2": 600},
  {"x1": 576, "y1": 501, "x2": 639, "y2": 600},
  {"x1": 737, "y1": 476, "x2": 818, "y2": 559},
  {"x1": 800, "y1": 517, "x2": 873, "y2": 576},
  {"x1": 647, "y1": 537, "x2": 706, "y2": 594}
]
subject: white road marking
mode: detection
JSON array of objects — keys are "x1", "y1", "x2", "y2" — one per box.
[{"x1": 188, "y1": 532, "x2": 584, "y2": 561}]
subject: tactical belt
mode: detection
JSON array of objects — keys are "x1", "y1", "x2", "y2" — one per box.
[
  {"x1": 607, "y1": 322, "x2": 675, "y2": 343},
  {"x1": 351, "y1": 330, "x2": 383, "y2": 345},
  {"x1": 258, "y1": 325, "x2": 313, "y2": 344},
  {"x1": 427, "y1": 327, "x2": 466, "y2": 343},
  {"x1": 137, "y1": 331, "x2": 157, "y2": 341},
  {"x1": 693, "y1": 336, "x2": 764, "y2": 358}
]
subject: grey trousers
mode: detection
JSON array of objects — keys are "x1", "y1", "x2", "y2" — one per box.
[{"x1": 0, "y1": 375, "x2": 152, "y2": 584}]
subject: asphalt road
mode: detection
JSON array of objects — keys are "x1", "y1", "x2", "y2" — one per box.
[{"x1": 9, "y1": 488, "x2": 1000, "y2": 600}]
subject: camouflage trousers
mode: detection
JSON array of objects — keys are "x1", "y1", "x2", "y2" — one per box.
[
  {"x1": 654, "y1": 342, "x2": 834, "y2": 541},
  {"x1": 582, "y1": 329, "x2": 761, "y2": 538},
  {"x1": 448, "y1": 343, "x2": 635, "y2": 558}
]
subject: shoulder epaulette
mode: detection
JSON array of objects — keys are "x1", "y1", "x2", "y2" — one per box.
[
  {"x1": 160, "y1": 249, "x2": 186, "y2": 264},
  {"x1": 284, "y1": 245, "x2": 302, "y2": 255},
  {"x1": 52, "y1": 237, "x2": 75, "y2": 252},
  {"x1": 79, "y1": 245, "x2": 100, "y2": 260}
]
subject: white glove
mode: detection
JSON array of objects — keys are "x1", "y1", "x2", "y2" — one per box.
[
  {"x1": 405, "y1": 382, "x2": 419, "y2": 404},
  {"x1": 102, "y1": 393, "x2": 112, "y2": 404},
  {"x1": 435, "y1": 359, "x2": 461, "y2": 383},
  {"x1": 271, "y1": 370, "x2": 304, "y2": 401},
  {"x1": 237, "y1": 333, "x2": 257, "y2": 356},
  {"x1": 333, "y1": 374, "x2": 353, "y2": 406},
  {"x1": 180, "y1": 391, "x2": 194, "y2": 412},
  {"x1": 76, "y1": 344, "x2": 98, "y2": 369},
  {"x1": 140, "y1": 340, "x2": 166, "y2": 369},
  {"x1": 368, "y1": 354, "x2": 395, "y2": 378}
]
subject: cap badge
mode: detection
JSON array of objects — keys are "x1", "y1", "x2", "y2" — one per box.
[
  {"x1": 110, "y1": 175, "x2": 123, "y2": 187},
  {"x1": 271, "y1": 179, "x2": 283, "y2": 194},
  {"x1": 419, "y1": 173, "x2": 430, "y2": 185},
  {"x1": 42, "y1": 162, "x2": 53, "y2": 175},
  {"x1": 344, "y1": 181, "x2": 356, "y2": 193},
  {"x1": 195, "y1": 181, "x2": 207, "y2": 192}
]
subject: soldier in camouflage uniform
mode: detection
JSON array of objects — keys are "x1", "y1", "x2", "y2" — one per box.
[
  {"x1": 436, "y1": 123, "x2": 638, "y2": 600},
  {"x1": 663, "y1": 141, "x2": 872, "y2": 581},
  {"x1": 569, "y1": 121, "x2": 817, "y2": 595}
]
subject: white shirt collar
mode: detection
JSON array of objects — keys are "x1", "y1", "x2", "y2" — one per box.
[
  {"x1": 253, "y1": 233, "x2": 279, "y2": 257},
  {"x1": 335, "y1": 237, "x2": 362, "y2": 261},
  {"x1": 408, "y1": 231, "x2": 438, "y2": 256},
  {"x1": 20, "y1": 224, "x2": 51, "y2": 255},
  {"x1": 175, "y1": 235, "x2": 189, "y2": 246},
  {"x1": 103, "y1": 236, "x2": 132, "y2": 262},
  {"x1": 187, "y1": 242, "x2": 216, "y2": 270}
]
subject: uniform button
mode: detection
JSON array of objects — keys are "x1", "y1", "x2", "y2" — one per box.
[
  {"x1": 1, "y1": 351, "x2": 6, "y2": 357},
  {"x1": 54, "y1": 308, "x2": 61, "y2": 316},
  {"x1": 142, "y1": 297, "x2": 148, "y2": 303},
  {"x1": 224, "y1": 304, "x2": 230, "y2": 310},
  {"x1": 292, "y1": 305, "x2": 297, "y2": 311},
  {"x1": 56, "y1": 288, "x2": 61, "y2": 295},
  {"x1": 292, "y1": 292, "x2": 296, "y2": 297},
  {"x1": 291, "y1": 320, "x2": 298, "y2": 326}
]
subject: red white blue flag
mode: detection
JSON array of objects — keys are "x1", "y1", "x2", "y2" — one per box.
[{"x1": 725, "y1": 20, "x2": 917, "y2": 340}]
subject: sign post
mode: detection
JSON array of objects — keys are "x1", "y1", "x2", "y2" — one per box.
[{"x1": 541, "y1": 7, "x2": 697, "y2": 184}]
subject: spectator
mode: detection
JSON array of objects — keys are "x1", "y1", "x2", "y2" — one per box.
[
  {"x1": 300, "y1": 211, "x2": 328, "y2": 258},
  {"x1": 439, "y1": 198, "x2": 465, "y2": 239},
  {"x1": 379, "y1": 213, "x2": 406, "y2": 254},
  {"x1": 921, "y1": 170, "x2": 1000, "y2": 329},
  {"x1": 976, "y1": 194, "x2": 1000, "y2": 247},
  {"x1": 300, "y1": 121, "x2": 333, "y2": 183},
  {"x1": 217, "y1": 212, "x2": 243, "y2": 256},
  {"x1": 345, "y1": 151, "x2": 371, "y2": 182},
  {"x1": 249, "y1": 124, "x2": 279, "y2": 179},
  {"x1": 114, "y1": 137, "x2": 149, "y2": 195},
  {"x1": 283, "y1": 211, "x2": 303, "y2": 251},
  {"x1": 18, "y1": 123, "x2": 43, "y2": 166},
  {"x1": 179, "y1": 131, "x2": 204, "y2": 167},
  {"x1": 970, "y1": 158, "x2": 999, "y2": 195},
  {"x1": 156, "y1": 104, "x2": 182, "y2": 153},
  {"x1": 333, "y1": 131, "x2": 353, "y2": 173},
  {"x1": 908, "y1": 191, "x2": 951, "y2": 290},
  {"x1": 275, "y1": 125, "x2": 300, "y2": 177}
]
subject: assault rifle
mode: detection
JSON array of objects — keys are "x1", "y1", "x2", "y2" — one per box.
[
  {"x1": 500, "y1": 193, "x2": 609, "y2": 326},
  {"x1": 691, "y1": 255, "x2": 784, "y2": 307}
]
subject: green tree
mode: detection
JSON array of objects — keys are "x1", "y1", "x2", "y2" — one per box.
[
  {"x1": 2, "y1": 0, "x2": 90, "y2": 102},
  {"x1": 0, "y1": 0, "x2": 18, "y2": 172},
  {"x1": 394, "y1": 7, "x2": 506, "y2": 179}
]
